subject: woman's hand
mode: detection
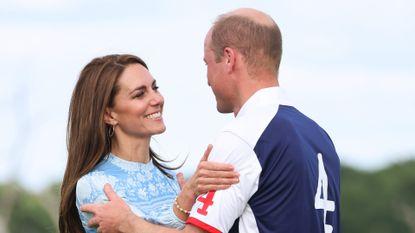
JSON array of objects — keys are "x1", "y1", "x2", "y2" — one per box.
[
  {"x1": 180, "y1": 144, "x2": 239, "y2": 198},
  {"x1": 173, "y1": 144, "x2": 239, "y2": 221}
]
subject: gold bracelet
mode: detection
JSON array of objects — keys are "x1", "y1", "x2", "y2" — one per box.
[{"x1": 174, "y1": 196, "x2": 191, "y2": 215}]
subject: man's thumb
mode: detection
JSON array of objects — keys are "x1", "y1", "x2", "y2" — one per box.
[{"x1": 103, "y1": 183, "x2": 119, "y2": 201}]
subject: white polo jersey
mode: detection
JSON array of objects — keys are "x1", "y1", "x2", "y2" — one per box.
[{"x1": 187, "y1": 87, "x2": 340, "y2": 233}]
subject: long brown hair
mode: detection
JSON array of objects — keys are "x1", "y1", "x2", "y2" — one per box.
[{"x1": 59, "y1": 54, "x2": 176, "y2": 233}]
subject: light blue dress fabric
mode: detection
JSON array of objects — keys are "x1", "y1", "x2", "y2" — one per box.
[{"x1": 76, "y1": 153, "x2": 185, "y2": 232}]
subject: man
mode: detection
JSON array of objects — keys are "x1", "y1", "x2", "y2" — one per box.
[{"x1": 82, "y1": 8, "x2": 341, "y2": 233}]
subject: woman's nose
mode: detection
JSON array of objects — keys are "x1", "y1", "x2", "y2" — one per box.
[{"x1": 149, "y1": 91, "x2": 164, "y2": 105}]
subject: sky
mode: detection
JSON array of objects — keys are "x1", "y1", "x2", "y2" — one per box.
[{"x1": 0, "y1": 0, "x2": 414, "y2": 192}]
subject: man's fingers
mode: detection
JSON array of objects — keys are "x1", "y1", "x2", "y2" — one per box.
[
  {"x1": 87, "y1": 216, "x2": 99, "y2": 227},
  {"x1": 176, "y1": 172, "x2": 186, "y2": 190},
  {"x1": 200, "y1": 144, "x2": 213, "y2": 162},
  {"x1": 80, "y1": 203, "x2": 98, "y2": 214},
  {"x1": 103, "y1": 183, "x2": 119, "y2": 201}
]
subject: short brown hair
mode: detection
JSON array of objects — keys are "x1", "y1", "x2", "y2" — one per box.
[{"x1": 210, "y1": 14, "x2": 282, "y2": 75}]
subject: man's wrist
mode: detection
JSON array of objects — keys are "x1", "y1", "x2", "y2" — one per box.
[{"x1": 119, "y1": 211, "x2": 139, "y2": 233}]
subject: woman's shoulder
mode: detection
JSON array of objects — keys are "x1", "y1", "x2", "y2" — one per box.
[{"x1": 76, "y1": 167, "x2": 120, "y2": 206}]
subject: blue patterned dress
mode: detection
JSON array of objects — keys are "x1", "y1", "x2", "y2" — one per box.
[{"x1": 76, "y1": 153, "x2": 185, "y2": 232}]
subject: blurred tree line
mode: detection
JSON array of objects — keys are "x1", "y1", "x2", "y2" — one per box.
[
  {"x1": 0, "y1": 159, "x2": 414, "y2": 233},
  {"x1": 0, "y1": 182, "x2": 59, "y2": 232}
]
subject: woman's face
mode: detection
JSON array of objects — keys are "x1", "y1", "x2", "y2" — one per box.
[{"x1": 109, "y1": 63, "x2": 165, "y2": 139}]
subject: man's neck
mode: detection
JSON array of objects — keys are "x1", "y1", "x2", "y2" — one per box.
[{"x1": 233, "y1": 76, "x2": 279, "y2": 116}]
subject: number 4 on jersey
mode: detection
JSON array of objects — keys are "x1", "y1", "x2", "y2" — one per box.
[
  {"x1": 315, "y1": 153, "x2": 335, "y2": 233},
  {"x1": 197, "y1": 191, "x2": 216, "y2": 215}
]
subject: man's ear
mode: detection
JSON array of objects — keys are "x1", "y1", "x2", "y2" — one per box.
[
  {"x1": 104, "y1": 108, "x2": 117, "y2": 125},
  {"x1": 223, "y1": 47, "x2": 236, "y2": 73}
]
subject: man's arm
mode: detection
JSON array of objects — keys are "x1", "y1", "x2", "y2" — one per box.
[{"x1": 81, "y1": 184, "x2": 206, "y2": 233}]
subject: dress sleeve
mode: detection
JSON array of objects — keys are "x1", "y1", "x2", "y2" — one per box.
[
  {"x1": 76, "y1": 174, "x2": 99, "y2": 233},
  {"x1": 163, "y1": 205, "x2": 186, "y2": 229},
  {"x1": 76, "y1": 172, "x2": 115, "y2": 233}
]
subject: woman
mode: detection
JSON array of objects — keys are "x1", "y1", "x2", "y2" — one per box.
[{"x1": 59, "y1": 54, "x2": 239, "y2": 233}]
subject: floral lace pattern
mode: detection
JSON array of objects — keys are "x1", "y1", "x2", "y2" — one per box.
[{"x1": 76, "y1": 154, "x2": 185, "y2": 232}]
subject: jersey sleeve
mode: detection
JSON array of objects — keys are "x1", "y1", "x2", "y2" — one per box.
[{"x1": 187, "y1": 132, "x2": 262, "y2": 233}]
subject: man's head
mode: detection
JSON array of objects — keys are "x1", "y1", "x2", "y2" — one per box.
[
  {"x1": 210, "y1": 8, "x2": 282, "y2": 76},
  {"x1": 204, "y1": 8, "x2": 282, "y2": 114}
]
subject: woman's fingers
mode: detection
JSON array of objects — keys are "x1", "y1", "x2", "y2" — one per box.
[
  {"x1": 198, "y1": 161, "x2": 235, "y2": 171},
  {"x1": 191, "y1": 144, "x2": 241, "y2": 195},
  {"x1": 196, "y1": 177, "x2": 240, "y2": 185},
  {"x1": 193, "y1": 176, "x2": 240, "y2": 195},
  {"x1": 200, "y1": 144, "x2": 213, "y2": 162},
  {"x1": 176, "y1": 172, "x2": 186, "y2": 190},
  {"x1": 197, "y1": 170, "x2": 240, "y2": 179},
  {"x1": 195, "y1": 182, "x2": 241, "y2": 194}
]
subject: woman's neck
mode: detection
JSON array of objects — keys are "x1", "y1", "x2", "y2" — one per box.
[{"x1": 110, "y1": 136, "x2": 151, "y2": 163}]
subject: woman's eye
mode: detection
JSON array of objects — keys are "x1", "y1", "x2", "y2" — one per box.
[{"x1": 133, "y1": 92, "x2": 144, "y2": 98}]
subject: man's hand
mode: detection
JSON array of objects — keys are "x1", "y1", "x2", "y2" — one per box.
[{"x1": 80, "y1": 184, "x2": 136, "y2": 233}]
